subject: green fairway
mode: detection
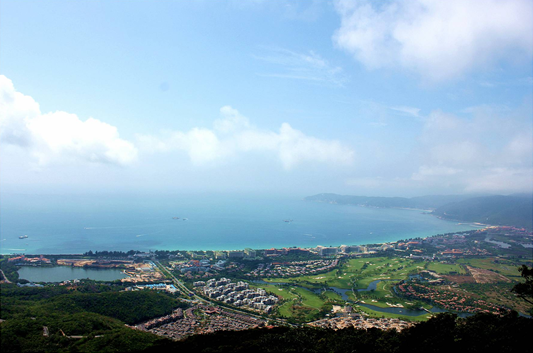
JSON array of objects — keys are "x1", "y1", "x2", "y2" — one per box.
[
  {"x1": 354, "y1": 304, "x2": 431, "y2": 321},
  {"x1": 427, "y1": 262, "x2": 466, "y2": 274},
  {"x1": 250, "y1": 282, "x2": 325, "y2": 321},
  {"x1": 263, "y1": 256, "x2": 424, "y2": 291},
  {"x1": 293, "y1": 287, "x2": 324, "y2": 309},
  {"x1": 258, "y1": 256, "x2": 433, "y2": 321},
  {"x1": 322, "y1": 290, "x2": 343, "y2": 301}
]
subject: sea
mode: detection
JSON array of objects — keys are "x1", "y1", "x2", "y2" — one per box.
[{"x1": 0, "y1": 193, "x2": 478, "y2": 255}]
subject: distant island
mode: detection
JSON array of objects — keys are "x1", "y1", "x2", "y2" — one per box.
[{"x1": 305, "y1": 193, "x2": 533, "y2": 229}]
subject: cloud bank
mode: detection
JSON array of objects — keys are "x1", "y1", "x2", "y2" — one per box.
[
  {"x1": 0, "y1": 75, "x2": 137, "y2": 166},
  {"x1": 1, "y1": 76, "x2": 354, "y2": 171},
  {"x1": 347, "y1": 101, "x2": 533, "y2": 194},
  {"x1": 137, "y1": 106, "x2": 355, "y2": 170},
  {"x1": 411, "y1": 105, "x2": 533, "y2": 193},
  {"x1": 333, "y1": 0, "x2": 533, "y2": 81}
]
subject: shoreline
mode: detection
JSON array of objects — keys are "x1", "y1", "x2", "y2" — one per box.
[{"x1": 2, "y1": 227, "x2": 485, "y2": 257}]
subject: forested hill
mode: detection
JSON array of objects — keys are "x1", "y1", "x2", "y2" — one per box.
[
  {"x1": 432, "y1": 195, "x2": 533, "y2": 229},
  {"x1": 305, "y1": 193, "x2": 533, "y2": 229}
]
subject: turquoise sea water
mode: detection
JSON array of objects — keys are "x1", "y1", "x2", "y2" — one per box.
[{"x1": 0, "y1": 193, "x2": 477, "y2": 255}]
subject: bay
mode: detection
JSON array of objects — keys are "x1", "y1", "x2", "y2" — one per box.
[{"x1": 0, "y1": 193, "x2": 476, "y2": 255}]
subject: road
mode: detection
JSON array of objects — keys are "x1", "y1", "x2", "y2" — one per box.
[{"x1": 153, "y1": 259, "x2": 295, "y2": 327}]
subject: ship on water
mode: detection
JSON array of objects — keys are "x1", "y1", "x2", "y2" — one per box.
[{"x1": 19, "y1": 235, "x2": 28, "y2": 239}]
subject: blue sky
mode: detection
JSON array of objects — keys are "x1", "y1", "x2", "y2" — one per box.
[{"x1": 1, "y1": 0, "x2": 532, "y2": 196}]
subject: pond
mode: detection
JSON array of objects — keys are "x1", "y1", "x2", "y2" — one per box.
[
  {"x1": 484, "y1": 237, "x2": 511, "y2": 249},
  {"x1": 355, "y1": 279, "x2": 399, "y2": 292},
  {"x1": 18, "y1": 266, "x2": 128, "y2": 283}
]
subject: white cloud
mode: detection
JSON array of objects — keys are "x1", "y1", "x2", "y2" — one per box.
[
  {"x1": 137, "y1": 128, "x2": 225, "y2": 166},
  {"x1": 333, "y1": 0, "x2": 533, "y2": 81},
  {"x1": 390, "y1": 106, "x2": 421, "y2": 118},
  {"x1": 214, "y1": 105, "x2": 250, "y2": 133},
  {"x1": 0, "y1": 75, "x2": 137, "y2": 166},
  {"x1": 274, "y1": 123, "x2": 354, "y2": 169},
  {"x1": 254, "y1": 47, "x2": 347, "y2": 86},
  {"x1": 138, "y1": 107, "x2": 354, "y2": 170}
]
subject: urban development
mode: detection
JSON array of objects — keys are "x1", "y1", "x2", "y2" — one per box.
[{"x1": 1, "y1": 225, "x2": 532, "y2": 352}]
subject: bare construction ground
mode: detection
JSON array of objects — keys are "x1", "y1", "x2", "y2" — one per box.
[{"x1": 466, "y1": 266, "x2": 511, "y2": 284}]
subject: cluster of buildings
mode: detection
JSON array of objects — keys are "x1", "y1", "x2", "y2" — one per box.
[
  {"x1": 136, "y1": 305, "x2": 266, "y2": 341},
  {"x1": 56, "y1": 258, "x2": 134, "y2": 268},
  {"x1": 121, "y1": 262, "x2": 165, "y2": 283},
  {"x1": 246, "y1": 259, "x2": 339, "y2": 278},
  {"x1": 136, "y1": 308, "x2": 184, "y2": 330},
  {"x1": 209, "y1": 249, "x2": 258, "y2": 259},
  {"x1": 194, "y1": 278, "x2": 279, "y2": 313},
  {"x1": 125, "y1": 283, "x2": 179, "y2": 294},
  {"x1": 309, "y1": 314, "x2": 413, "y2": 331},
  {"x1": 8, "y1": 255, "x2": 51, "y2": 265},
  {"x1": 171, "y1": 259, "x2": 227, "y2": 273},
  {"x1": 314, "y1": 245, "x2": 372, "y2": 256},
  {"x1": 137, "y1": 307, "x2": 197, "y2": 340},
  {"x1": 264, "y1": 247, "x2": 310, "y2": 256},
  {"x1": 398, "y1": 282, "x2": 505, "y2": 315},
  {"x1": 201, "y1": 306, "x2": 267, "y2": 334}
]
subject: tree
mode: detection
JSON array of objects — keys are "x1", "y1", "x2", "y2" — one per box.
[{"x1": 511, "y1": 265, "x2": 533, "y2": 305}]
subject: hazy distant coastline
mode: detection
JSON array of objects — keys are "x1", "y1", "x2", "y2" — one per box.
[{"x1": 305, "y1": 193, "x2": 533, "y2": 230}]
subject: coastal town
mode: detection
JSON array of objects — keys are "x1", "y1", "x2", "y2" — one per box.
[{"x1": 1, "y1": 225, "x2": 532, "y2": 343}]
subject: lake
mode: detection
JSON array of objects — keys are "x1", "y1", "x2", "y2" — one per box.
[{"x1": 18, "y1": 266, "x2": 127, "y2": 283}]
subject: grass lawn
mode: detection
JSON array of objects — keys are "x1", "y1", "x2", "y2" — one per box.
[
  {"x1": 323, "y1": 290, "x2": 343, "y2": 301},
  {"x1": 251, "y1": 282, "x2": 325, "y2": 320},
  {"x1": 427, "y1": 262, "x2": 466, "y2": 275},
  {"x1": 278, "y1": 301, "x2": 295, "y2": 317},
  {"x1": 355, "y1": 304, "x2": 431, "y2": 322},
  {"x1": 249, "y1": 283, "x2": 296, "y2": 300},
  {"x1": 293, "y1": 287, "x2": 325, "y2": 309}
]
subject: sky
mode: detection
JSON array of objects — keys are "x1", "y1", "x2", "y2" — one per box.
[{"x1": 1, "y1": 0, "x2": 532, "y2": 197}]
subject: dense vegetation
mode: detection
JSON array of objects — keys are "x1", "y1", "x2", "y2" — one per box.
[
  {"x1": 0, "y1": 283, "x2": 183, "y2": 352},
  {"x1": 0, "y1": 312, "x2": 166, "y2": 353},
  {"x1": 1, "y1": 284, "x2": 180, "y2": 324},
  {"x1": 0, "y1": 257, "x2": 20, "y2": 282}
]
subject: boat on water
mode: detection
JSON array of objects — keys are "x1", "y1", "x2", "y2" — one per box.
[
  {"x1": 172, "y1": 217, "x2": 180, "y2": 220},
  {"x1": 283, "y1": 219, "x2": 293, "y2": 223},
  {"x1": 19, "y1": 235, "x2": 28, "y2": 239}
]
